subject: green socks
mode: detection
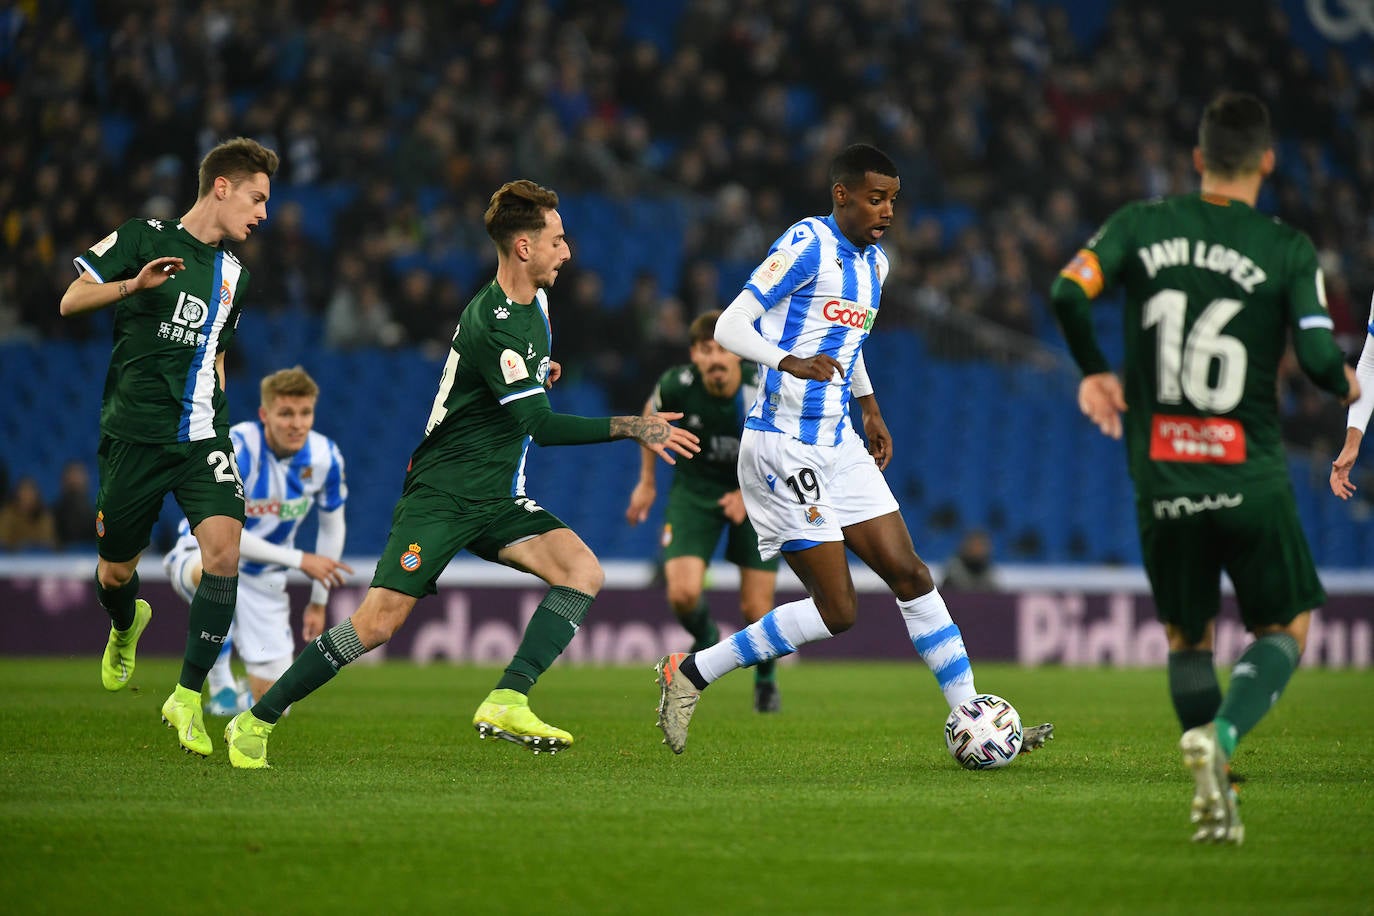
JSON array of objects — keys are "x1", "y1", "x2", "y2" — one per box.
[
  {"x1": 254, "y1": 619, "x2": 368, "y2": 724},
  {"x1": 96, "y1": 570, "x2": 140, "y2": 632},
  {"x1": 755, "y1": 658, "x2": 776, "y2": 684},
  {"x1": 179, "y1": 572, "x2": 236, "y2": 690},
  {"x1": 1167, "y1": 649, "x2": 1221, "y2": 732},
  {"x1": 679, "y1": 596, "x2": 720, "y2": 652},
  {"x1": 1215, "y1": 633, "x2": 1301, "y2": 758},
  {"x1": 496, "y1": 586, "x2": 594, "y2": 693}
]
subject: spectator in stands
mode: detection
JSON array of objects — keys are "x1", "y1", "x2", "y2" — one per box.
[
  {"x1": 53, "y1": 459, "x2": 96, "y2": 549},
  {"x1": 941, "y1": 529, "x2": 1001, "y2": 592},
  {"x1": 323, "y1": 259, "x2": 403, "y2": 350},
  {"x1": 0, "y1": 476, "x2": 58, "y2": 551}
]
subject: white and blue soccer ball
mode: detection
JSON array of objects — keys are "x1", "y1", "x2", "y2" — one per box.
[{"x1": 944, "y1": 694, "x2": 1023, "y2": 770}]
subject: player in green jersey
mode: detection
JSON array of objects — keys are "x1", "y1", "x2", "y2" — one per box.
[
  {"x1": 224, "y1": 179, "x2": 699, "y2": 767},
  {"x1": 59, "y1": 137, "x2": 279, "y2": 758},
  {"x1": 626, "y1": 310, "x2": 783, "y2": 712},
  {"x1": 1051, "y1": 93, "x2": 1359, "y2": 845}
]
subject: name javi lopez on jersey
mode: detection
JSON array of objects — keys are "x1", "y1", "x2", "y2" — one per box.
[{"x1": 1136, "y1": 239, "x2": 1267, "y2": 292}]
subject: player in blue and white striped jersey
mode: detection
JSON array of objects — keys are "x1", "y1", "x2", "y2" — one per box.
[
  {"x1": 655, "y1": 144, "x2": 1052, "y2": 755},
  {"x1": 1331, "y1": 291, "x2": 1374, "y2": 499},
  {"x1": 163, "y1": 367, "x2": 351, "y2": 715}
]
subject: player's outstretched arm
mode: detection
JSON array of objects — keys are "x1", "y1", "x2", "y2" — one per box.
[
  {"x1": 59, "y1": 257, "x2": 185, "y2": 316},
  {"x1": 610, "y1": 412, "x2": 700, "y2": 466}
]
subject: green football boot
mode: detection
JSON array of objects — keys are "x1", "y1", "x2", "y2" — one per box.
[
  {"x1": 473, "y1": 689, "x2": 573, "y2": 754},
  {"x1": 225, "y1": 711, "x2": 274, "y2": 770},
  {"x1": 100, "y1": 599, "x2": 152, "y2": 691},
  {"x1": 160, "y1": 684, "x2": 212, "y2": 757}
]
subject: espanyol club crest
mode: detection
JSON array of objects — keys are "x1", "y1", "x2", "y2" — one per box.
[
  {"x1": 400, "y1": 543, "x2": 422, "y2": 571},
  {"x1": 95, "y1": 510, "x2": 105, "y2": 538}
]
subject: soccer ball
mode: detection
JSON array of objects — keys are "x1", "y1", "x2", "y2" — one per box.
[{"x1": 944, "y1": 694, "x2": 1023, "y2": 770}]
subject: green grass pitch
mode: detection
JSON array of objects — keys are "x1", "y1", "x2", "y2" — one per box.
[{"x1": 1, "y1": 659, "x2": 1370, "y2": 915}]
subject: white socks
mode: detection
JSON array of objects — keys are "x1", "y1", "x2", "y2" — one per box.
[
  {"x1": 898, "y1": 589, "x2": 976, "y2": 708},
  {"x1": 694, "y1": 598, "x2": 832, "y2": 684}
]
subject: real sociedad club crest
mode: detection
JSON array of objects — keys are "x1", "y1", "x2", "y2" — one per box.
[{"x1": 400, "y1": 543, "x2": 422, "y2": 571}]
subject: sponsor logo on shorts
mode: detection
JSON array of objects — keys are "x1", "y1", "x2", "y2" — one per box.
[
  {"x1": 1149, "y1": 414, "x2": 1246, "y2": 464},
  {"x1": 805, "y1": 506, "x2": 825, "y2": 526},
  {"x1": 400, "y1": 543, "x2": 422, "y2": 572},
  {"x1": 95, "y1": 511, "x2": 105, "y2": 538},
  {"x1": 1152, "y1": 492, "x2": 1244, "y2": 519}
]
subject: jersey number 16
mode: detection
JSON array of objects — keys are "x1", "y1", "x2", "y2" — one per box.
[{"x1": 1143, "y1": 289, "x2": 1246, "y2": 414}]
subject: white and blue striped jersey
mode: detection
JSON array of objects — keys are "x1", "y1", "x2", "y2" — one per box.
[
  {"x1": 170, "y1": 420, "x2": 347, "y2": 581},
  {"x1": 742, "y1": 215, "x2": 888, "y2": 446}
]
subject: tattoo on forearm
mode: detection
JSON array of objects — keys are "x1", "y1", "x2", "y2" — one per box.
[{"x1": 611, "y1": 416, "x2": 670, "y2": 446}]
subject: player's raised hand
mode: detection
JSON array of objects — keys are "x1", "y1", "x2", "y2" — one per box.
[
  {"x1": 612, "y1": 412, "x2": 700, "y2": 465},
  {"x1": 134, "y1": 256, "x2": 185, "y2": 291},
  {"x1": 626, "y1": 480, "x2": 656, "y2": 525},
  {"x1": 545, "y1": 360, "x2": 562, "y2": 388},
  {"x1": 1078, "y1": 372, "x2": 1126, "y2": 440},
  {"x1": 780, "y1": 353, "x2": 845, "y2": 384},
  {"x1": 300, "y1": 552, "x2": 353, "y2": 588}
]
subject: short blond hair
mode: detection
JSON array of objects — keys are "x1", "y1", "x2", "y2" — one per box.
[{"x1": 260, "y1": 366, "x2": 319, "y2": 406}]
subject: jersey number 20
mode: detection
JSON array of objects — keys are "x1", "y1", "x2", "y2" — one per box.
[{"x1": 1143, "y1": 290, "x2": 1246, "y2": 413}]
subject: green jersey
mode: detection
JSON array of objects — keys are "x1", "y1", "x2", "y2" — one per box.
[
  {"x1": 408, "y1": 280, "x2": 610, "y2": 500},
  {"x1": 650, "y1": 362, "x2": 758, "y2": 494},
  {"x1": 76, "y1": 218, "x2": 247, "y2": 444},
  {"x1": 1052, "y1": 193, "x2": 1348, "y2": 497}
]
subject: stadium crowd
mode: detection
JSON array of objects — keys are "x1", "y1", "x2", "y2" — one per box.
[{"x1": 3, "y1": 0, "x2": 1373, "y2": 543}]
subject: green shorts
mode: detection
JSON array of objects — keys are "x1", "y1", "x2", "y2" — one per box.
[
  {"x1": 371, "y1": 483, "x2": 567, "y2": 598},
  {"x1": 95, "y1": 434, "x2": 245, "y2": 563},
  {"x1": 1136, "y1": 481, "x2": 1325, "y2": 644},
  {"x1": 660, "y1": 482, "x2": 778, "y2": 572}
]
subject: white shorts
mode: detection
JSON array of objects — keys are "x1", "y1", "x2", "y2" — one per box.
[
  {"x1": 738, "y1": 428, "x2": 901, "y2": 560},
  {"x1": 161, "y1": 544, "x2": 294, "y2": 665}
]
